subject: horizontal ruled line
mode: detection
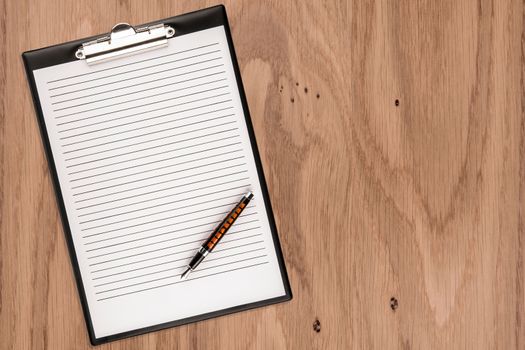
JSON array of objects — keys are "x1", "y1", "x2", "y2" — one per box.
[
  {"x1": 86, "y1": 224, "x2": 261, "y2": 254},
  {"x1": 69, "y1": 137, "x2": 240, "y2": 176},
  {"x1": 80, "y1": 184, "x2": 250, "y2": 233},
  {"x1": 93, "y1": 256, "x2": 191, "y2": 279},
  {"x1": 57, "y1": 92, "x2": 230, "y2": 131},
  {"x1": 52, "y1": 64, "x2": 225, "y2": 99},
  {"x1": 74, "y1": 163, "x2": 246, "y2": 203},
  {"x1": 77, "y1": 177, "x2": 249, "y2": 219},
  {"x1": 72, "y1": 158, "x2": 245, "y2": 197},
  {"x1": 56, "y1": 92, "x2": 229, "y2": 130},
  {"x1": 78, "y1": 184, "x2": 250, "y2": 225},
  {"x1": 90, "y1": 239, "x2": 264, "y2": 273},
  {"x1": 84, "y1": 214, "x2": 259, "y2": 247},
  {"x1": 87, "y1": 228, "x2": 260, "y2": 264},
  {"x1": 81, "y1": 204, "x2": 257, "y2": 242},
  {"x1": 95, "y1": 254, "x2": 267, "y2": 294},
  {"x1": 58, "y1": 93, "x2": 231, "y2": 140},
  {"x1": 69, "y1": 142, "x2": 242, "y2": 185},
  {"x1": 80, "y1": 187, "x2": 250, "y2": 226},
  {"x1": 79, "y1": 177, "x2": 249, "y2": 213},
  {"x1": 64, "y1": 120, "x2": 236, "y2": 161},
  {"x1": 76, "y1": 170, "x2": 247, "y2": 209},
  {"x1": 96, "y1": 261, "x2": 269, "y2": 301},
  {"x1": 90, "y1": 233, "x2": 261, "y2": 267},
  {"x1": 67, "y1": 136, "x2": 240, "y2": 172},
  {"x1": 81, "y1": 202, "x2": 255, "y2": 238},
  {"x1": 92, "y1": 248, "x2": 266, "y2": 287},
  {"x1": 49, "y1": 54, "x2": 222, "y2": 91},
  {"x1": 79, "y1": 197, "x2": 238, "y2": 227},
  {"x1": 64, "y1": 115, "x2": 235, "y2": 161},
  {"x1": 92, "y1": 246, "x2": 265, "y2": 281},
  {"x1": 82, "y1": 212, "x2": 257, "y2": 239},
  {"x1": 85, "y1": 210, "x2": 226, "y2": 237},
  {"x1": 53, "y1": 76, "x2": 226, "y2": 111},
  {"x1": 55, "y1": 84, "x2": 228, "y2": 119},
  {"x1": 61, "y1": 100, "x2": 232, "y2": 149},
  {"x1": 95, "y1": 254, "x2": 268, "y2": 292},
  {"x1": 61, "y1": 108, "x2": 234, "y2": 152},
  {"x1": 53, "y1": 70, "x2": 226, "y2": 105}
]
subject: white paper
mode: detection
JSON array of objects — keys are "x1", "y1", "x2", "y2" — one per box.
[{"x1": 32, "y1": 26, "x2": 287, "y2": 338}]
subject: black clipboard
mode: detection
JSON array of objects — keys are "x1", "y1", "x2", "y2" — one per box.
[{"x1": 22, "y1": 5, "x2": 292, "y2": 345}]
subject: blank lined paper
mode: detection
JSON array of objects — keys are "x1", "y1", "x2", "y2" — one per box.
[{"x1": 32, "y1": 26, "x2": 286, "y2": 338}]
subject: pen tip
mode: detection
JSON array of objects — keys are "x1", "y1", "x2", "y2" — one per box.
[{"x1": 181, "y1": 267, "x2": 191, "y2": 280}]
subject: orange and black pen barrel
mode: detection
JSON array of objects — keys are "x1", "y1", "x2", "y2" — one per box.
[{"x1": 181, "y1": 191, "x2": 254, "y2": 280}]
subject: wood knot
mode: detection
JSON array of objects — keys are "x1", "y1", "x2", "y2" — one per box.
[
  {"x1": 313, "y1": 319, "x2": 321, "y2": 333},
  {"x1": 390, "y1": 297, "x2": 398, "y2": 311}
]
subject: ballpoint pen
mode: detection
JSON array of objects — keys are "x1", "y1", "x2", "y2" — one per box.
[{"x1": 181, "y1": 191, "x2": 254, "y2": 280}]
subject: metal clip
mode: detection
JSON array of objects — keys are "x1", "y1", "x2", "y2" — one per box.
[{"x1": 75, "y1": 23, "x2": 175, "y2": 65}]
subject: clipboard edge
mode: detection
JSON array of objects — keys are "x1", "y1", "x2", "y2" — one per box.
[
  {"x1": 92, "y1": 294, "x2": 292, "y2": 345},
  {"x1": 21, "y1": 53, "x2": 100, "y2": 346},
  {"x1": 220, "y1": 5, "x2": 294, "y2": 302},
  {"x1": 21, "y1": 5, "x2": 226, "y2": 71},
  {"x1": 21, "y1": 4, "x2": 293, "y2": 346}
]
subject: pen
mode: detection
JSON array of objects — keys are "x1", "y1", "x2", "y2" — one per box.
[{"x1": 181, "y1": 191, "x2": 254, "y2": 280}]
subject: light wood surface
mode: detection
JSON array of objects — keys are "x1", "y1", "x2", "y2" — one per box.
[{"x1": 1, "y1": 0, "x2": 524, "y2": 348}]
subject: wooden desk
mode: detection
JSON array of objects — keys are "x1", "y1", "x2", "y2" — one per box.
[{"x1": 1, "y1": 1, "x2": 523, "y2": 348}]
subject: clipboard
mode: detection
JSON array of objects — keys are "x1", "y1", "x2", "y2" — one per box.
[{"x1": 22, "y1": 5, "x2": 292, "y2": 345}]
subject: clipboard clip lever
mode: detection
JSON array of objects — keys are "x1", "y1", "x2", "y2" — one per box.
[{"x1": 75, "y1": 23, "x2": 175, "y2": 65}]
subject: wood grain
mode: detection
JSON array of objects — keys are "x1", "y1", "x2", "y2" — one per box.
[{"x1": 1, "y1": 0, "x2": 524, "y2": 348}]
